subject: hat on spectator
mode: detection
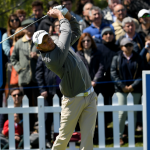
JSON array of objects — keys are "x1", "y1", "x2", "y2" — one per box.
[
  {"x1": 21, "y1": 19, "x2": 34, "y2": 26},
  {"x1": 120, "y1": 38, "x2": 133, "y2": 46},
  {"x1": 122, "y1": 17, "x2": 133, "y2": 27},
  {"x1": 33, "y1": 30, "x2": 49, "y2": 46},
  {"x1": 138, "y1": 9, "x2": 150, "y2": 18},
  {"x1": 101, "y1": 27, "x2": 114, "y2": 37}
]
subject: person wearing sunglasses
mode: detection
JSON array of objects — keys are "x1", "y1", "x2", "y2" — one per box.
[
  {"x1": 111, "y1": 37, "x2": 143, "y2": 145},
  {"x1": 137, "y1": 9, "x2": 150, "y2": 37},
  {"x1": 2, "y1": 14, "x2": 21, "y2": 57}
]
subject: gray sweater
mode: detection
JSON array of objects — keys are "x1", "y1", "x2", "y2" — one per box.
[{"x1": 41, "y1": 17, "x2": 91, "y2": 97}]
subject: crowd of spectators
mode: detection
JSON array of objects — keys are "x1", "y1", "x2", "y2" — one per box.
[{"x1": 1, "y1": 0, "x2": 150, "y2": 148}]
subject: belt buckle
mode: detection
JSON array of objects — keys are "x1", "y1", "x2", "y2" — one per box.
[{"x1": 84, "y1": 92, "x2": 88, "y2": 96}]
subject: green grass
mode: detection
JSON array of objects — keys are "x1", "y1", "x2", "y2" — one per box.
[{"x1": 76, "y1": 122, "x2": 143, "y2": 148}]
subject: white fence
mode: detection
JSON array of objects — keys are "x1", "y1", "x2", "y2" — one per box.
[{"x1": 0, "y1": 93, "x2": 143, "y2": 150}]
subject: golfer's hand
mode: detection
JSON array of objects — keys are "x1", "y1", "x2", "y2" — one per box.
[{"x1": 47, "y1": 9, "x2": 64, "y2": 20}]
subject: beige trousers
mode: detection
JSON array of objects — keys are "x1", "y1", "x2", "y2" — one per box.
[{"x1": 52, "y1": 91, "x2": 97, "y2": 150}]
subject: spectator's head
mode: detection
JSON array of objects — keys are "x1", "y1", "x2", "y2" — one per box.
[
  {"x1": 10, "y1": 87, "x2": 24, "y2": 107},
  {"x1": 77, "y1": 33, "x2": 97, "y2": 50},
  {"x1": 122, "y1": 17, "x2": 135, "y2": 35},
  {"x1": 33, "y1": 30, "x2": 55, "y2": 51},
  {"x1": 21, "y1": 19, "x2": 35, "y2": 36},
  {"x1": 102, "y1": 27, "x2": 115, "y2": 42},
  {"x1": 61, "y1": 0, "x2": 72, "y2": 12},
  {"x1": 7, "y1": 14, "x2": 21, "y2": 37},
  {"x1": 80, "y1": 0, "x2": 93, "y2": 5},
  {"x1": 120, "y1": 37, "x2": 133, "y2": 54},
  {"x1": 32, "y1": 0, "x2": 43, "y2": 19},
  {"x1": 51, "y1": 19, "x2": 60, "y2": 35},
  {"x1": 138, "y1": 9, "x2": 150, "y2": 25},
  {"x1": 89, "y1": 6, "x2": 102, "y2": 25},
  {"x1": 83, "y1": 2, "x2": 93, "y2": 18},
  {"x1": 107, "y1": 0, "x2": 121, "y2": 11},
  {"x1": 13, "y1": 27, "x2": 25, "y2": 45},
  {"x1": 15, "y1": 9, "x2": 26, "y2": 22},
  {"x1": 123, "y1": 0, "x2": 133, "y2": 7},
  {"x1": 113, "y1": 4, "x2": 126, "y2": 21},
  {"x1": 47, "y1": 1, "x2": 59, "y2": 10}
]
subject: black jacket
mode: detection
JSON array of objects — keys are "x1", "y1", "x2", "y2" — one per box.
[
  {"x1": 35, "y1": 56, "x2": 59, "y2": 95},
  {"x1": 110, "y1": 51, "x2": 142, "y2": 93},
  {"x1": 76, "y1": 48, "x2": 104, "y2": 94}
]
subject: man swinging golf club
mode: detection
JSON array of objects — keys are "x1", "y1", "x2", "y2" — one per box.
[{"x1": 33, "y1": 6, "x2": 97, "y2": 150}]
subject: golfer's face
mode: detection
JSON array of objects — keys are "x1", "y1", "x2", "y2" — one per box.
[{"x1": 38, "y1": 34, "x2": 55, "y2": 51}]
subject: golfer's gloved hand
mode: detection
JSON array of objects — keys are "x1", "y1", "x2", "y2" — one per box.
[{"x1": 53, "y1": 5, "x2": 68, "y2": 16}]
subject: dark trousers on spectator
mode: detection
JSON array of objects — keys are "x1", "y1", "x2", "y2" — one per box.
[
  {"x1": 23, "y1": 81, "x2": 39, "y2": 132},
  {"x1": 45, "y1": 89, "x2": 62, "y2": 142}
]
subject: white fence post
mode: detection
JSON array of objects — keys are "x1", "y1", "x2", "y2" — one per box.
[
  {"x1": 53, "y1": 94, "x2": 60, "y2": 133},
  {"x1": 98, "y1": 94, "x2": 105, "y2": 148},
  {"x1": 112, "y1": 94, "x2": 120, "y2": 148},
  {"x1": 38, "y1": 96, "x2": 45, "y2": 150},
  {"x1": 127, "y1": 93, "x2": 135, "y2": 147},
  {"x1": 8, "y1": 95, "x2": 15, "y2": 149},
  {"x1": 23, "y1": 95, "x2": 30, "y2": 149}
]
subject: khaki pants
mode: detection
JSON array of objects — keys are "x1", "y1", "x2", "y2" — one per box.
[
  {"x1": 116, "y1": 92, "x2": 141, "y2": 138},
  {"x1": 52, "y1": 92, "x2": 97, "y2": 150}
]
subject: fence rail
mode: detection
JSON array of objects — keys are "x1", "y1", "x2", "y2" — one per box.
[{"x1": 0, "y1": 92, "x2": 143, "y2": 150}]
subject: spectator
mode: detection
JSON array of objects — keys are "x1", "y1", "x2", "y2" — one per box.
[
  {"x1": 113, "y1": 4, "x2": 139, "y2": 40},
  {"x1": 76, "y1": 33, "x2": 104, "y2": 95},
  {"x1": 10, "y1": 27, "x2": 25, "y2": 87},
  {"x1": 31, "y1": 0, "x2": 44, "y2": 31},
  {"x1": 61, "y1": 0, "x2": 83, "y2": 22},
  {"x1": 116, "y1": 17, "x2": 145, "y2": 54},
  {"x1": 122, "y1": 0, "x2": 149, "y2": 20},
  {"x1": 79, "y1": 2, "x2": 93, "y2": 32},
  {"x1": 38, "y1": 0, "x2": 59, "y2": 32},
  {"x1": 0, "y1": 28, "x2": 7, "y2": 107},
  {"x1": 15, "y1": 9, "x2": 26, "y2": 22},
  {"x1": 10, "y1": 19, "x2": 39, "y2": 132},
  {"x1": 2, "y1": 14, "x2": 21, "y2": 57},
  {"x1": 140, "y1": 35, "x2": 150, "y2": 70},
  {"x1": 83, "y1": 6, "x2": 114, "y2": 40},
  {"x1": 35, "y1": 56, "x2": 62, "y2": 148},
  {"x1": 102, "y1": 0, "x2": 121, "y2": 22},
  {"x1": 110, "y1": 38, "x2": 142, "y2": 145},
  {"x1": 2, "y1": 113, "x2": 23, "y2": 149},
  {"x1": 50, "y1": 19, "x2": 60, "y2": 36},
  {"x1": 74, "y1": 0, "x2": 94, "y2": 16},
  {"x1": 137, "y1": 9, "x2": 150, "y2": 36}
]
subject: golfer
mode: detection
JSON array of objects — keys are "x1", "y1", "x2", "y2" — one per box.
[{"x1": 33, "y1": 6, "x2": 97, "y2": 150}]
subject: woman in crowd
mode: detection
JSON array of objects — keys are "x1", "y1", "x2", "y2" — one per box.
[
  {"x1": 110, "y1": 38, "x2": 143, "y2": 145},
  {"x1": 76, "y1": 33, "x2": 104, "y2": 95},
  {"x1": 15, "y1": 9, "x2": 26, "y2": 23},
  {"x1": 10, "y1": 27, "x2": 25, "y2": 87},
  {"x1": 2, "y1": 14, "x2": 21, "y2": 57}
]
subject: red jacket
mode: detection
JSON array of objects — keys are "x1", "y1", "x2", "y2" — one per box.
[{"x1": 3, "y1": 120, "x2": 23, "y2": 137}]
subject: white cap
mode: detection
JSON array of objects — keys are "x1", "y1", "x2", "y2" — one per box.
[
  {"x1": 138, "y1": 9, "x2": 150, "y2": 18},
  {"x1": 33, "y1": 30, "x2": 48, "y2": 46}
]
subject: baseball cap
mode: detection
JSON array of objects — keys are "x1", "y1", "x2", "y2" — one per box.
[
  {"x1": 21, "y1": 19, "x2": 34, "y2": 27},
  {"x1": 33, "y1": 30, "x2": 49, "y2": 46},
  {"x1": 120, "y1": 38, "x2": 133, "y2": 46},
  {"x1": 101, "y1": 27, "x2": 114, "y2": 37},
  {"x1": 138, "y1": 9, "x2": 150, "y2": 18}
]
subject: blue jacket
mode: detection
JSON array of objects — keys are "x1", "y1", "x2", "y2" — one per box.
[{"x1": 83, "y1": 20, "x2": 114, "y2": 39}]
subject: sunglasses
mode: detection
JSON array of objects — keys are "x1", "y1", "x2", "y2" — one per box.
[
  {"x1": 116, "y1": 9, "x2": 125, "y2": 13},
  {"x1": 142, "y1": 14, "x2": 150, "y2": 18},
  {"x1": 103, "y1": 32, "x2": 113, "y2": 35},
  {"x1": 12, "y1": 93, "x2": 23, "y2": 97},
  {"x1": 124, "y1": 43, "x2": 133, "y2": 47},
  {"x1": 10, "y1": 18, "x2": 19, "y2": 22},
  {"x1": 82, "y1": 39, "x2": 91, "y2": 43}
]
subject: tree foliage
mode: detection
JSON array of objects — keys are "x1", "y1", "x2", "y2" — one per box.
[{"x1": 0, "y1": 0, "x2": 108, "y2": 29}]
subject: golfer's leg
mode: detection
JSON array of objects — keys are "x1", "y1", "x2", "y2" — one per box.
[
  {"x1": 52, "y1": 96, "x2": 84, "y2": 150},
  {"x1": 79, "y1": 92, "x2": 97, "y2": 150}
]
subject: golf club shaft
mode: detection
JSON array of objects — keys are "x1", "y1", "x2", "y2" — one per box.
[{"x1": 0, "y1": 14, "x2": 48, "y2": 44}]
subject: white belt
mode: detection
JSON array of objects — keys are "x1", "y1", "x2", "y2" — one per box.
[{"x1": 76, "y1": 87, "x2": 94, "y2": 97}]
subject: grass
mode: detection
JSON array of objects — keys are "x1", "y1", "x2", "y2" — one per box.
[{"x1": 76, "y1": 122, "x2": 143, "y2": 148}]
